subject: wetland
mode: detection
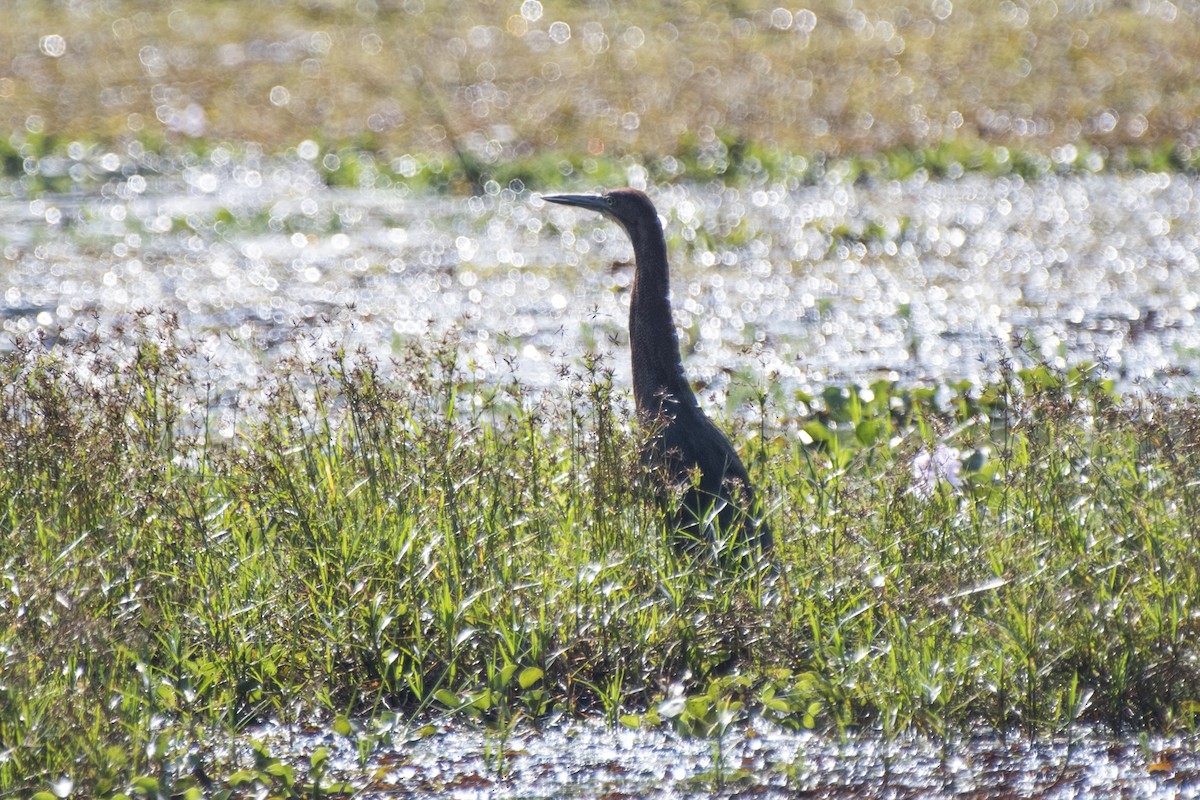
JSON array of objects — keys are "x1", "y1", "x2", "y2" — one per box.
[{"x1": 4, "y1": 1, "x2": 1200, "y2": 796}]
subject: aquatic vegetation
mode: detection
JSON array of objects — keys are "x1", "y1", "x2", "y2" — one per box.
[
  {"x1": 4, "y1": 132, "x2": 1199, "y2": 203},
  {"x1": 1, "y1": 320, "x2": 1199, "y2": 796}
]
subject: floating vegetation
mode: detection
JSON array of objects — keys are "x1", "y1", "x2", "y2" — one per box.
[{"x1": 3, "y1": 134, "x2": 1200, "y2": 201}]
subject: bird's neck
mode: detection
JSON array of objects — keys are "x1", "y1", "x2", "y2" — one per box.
[{"x1": 627, "y1": 223, "x2": 698, "y2": 419}]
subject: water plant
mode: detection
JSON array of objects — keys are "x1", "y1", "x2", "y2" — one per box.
[{"x1": 2, "y1": 318, "x2": 1199, "y2": 796}]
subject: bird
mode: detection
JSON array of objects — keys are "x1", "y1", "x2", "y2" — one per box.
[{"x1": 543, "y1": 188, "x2": 772, "y2": 558}]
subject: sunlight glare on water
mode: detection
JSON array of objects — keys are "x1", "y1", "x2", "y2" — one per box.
[
  {"x1": 246, "y1": 718, "x2": 1200, "y2": 798},
  {"x1": 1, "y1": 152, "x2": 1198, "y2": 411}
]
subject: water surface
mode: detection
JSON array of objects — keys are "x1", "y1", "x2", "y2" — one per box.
[
  {"x1": 2, "y1": 158, "x2": 1198, "y2": 405},
  {"x1": 248, "y1": 717, "x2": 1200, "y2": 798}
]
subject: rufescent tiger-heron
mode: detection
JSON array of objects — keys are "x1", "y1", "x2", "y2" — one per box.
[{"x1": 543, "y1": 188, "x2": 772, "y2": 557}]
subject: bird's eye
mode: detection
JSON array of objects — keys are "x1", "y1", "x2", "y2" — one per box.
[{"x1": 604, "y1": 195, "x2": 614, "y2": 206}]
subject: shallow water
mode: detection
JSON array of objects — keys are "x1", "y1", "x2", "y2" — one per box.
[
  {"x1": 248, "y1": 717, "x2": 1200, "y2": 798},
  {"x1": 2, "y1": 157, "x2": 1199, "y2": 405}
]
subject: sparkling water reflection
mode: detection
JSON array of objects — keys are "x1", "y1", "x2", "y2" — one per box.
[
  {"x1": 248, "y1": 718, "x2": 1200, "y2": 798},
  {"x1": 2, "y1": 161, "x2": 1198, "y2": 404}
]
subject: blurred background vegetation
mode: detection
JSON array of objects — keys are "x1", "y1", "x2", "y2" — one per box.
[{"x1": 4, "y1": 0, "x2": 1198, "y2": 173}]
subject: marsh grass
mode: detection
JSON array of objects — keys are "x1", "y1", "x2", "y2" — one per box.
[{"x1": 2, "y1": 320, "x2": 1200, "y2": 796}]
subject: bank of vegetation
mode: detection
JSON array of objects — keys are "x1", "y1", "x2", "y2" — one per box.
[{"x1": 2, "y1": 322, "x2": 1198, "y2": 796}]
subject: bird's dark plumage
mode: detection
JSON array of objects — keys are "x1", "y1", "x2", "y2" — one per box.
[{"x1": 544, "y1": 188, "x2": 772, "y2": 556}]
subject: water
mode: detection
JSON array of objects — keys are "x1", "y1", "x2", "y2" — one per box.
[
  {"x1": 2, "y1": 157, "x2": 1199, "y2": 405},
  {"x1": 246, "y1": 717, "x2": 1200, "y2": 798}
]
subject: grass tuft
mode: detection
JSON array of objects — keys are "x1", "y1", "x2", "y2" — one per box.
[{"x1": 2, "y1": 322, "x2": 1199, "y2": 795}]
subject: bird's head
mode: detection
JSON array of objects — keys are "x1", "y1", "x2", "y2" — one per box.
[{"x1": 543, "y1": 188, "x2": 662, "y2": 239}]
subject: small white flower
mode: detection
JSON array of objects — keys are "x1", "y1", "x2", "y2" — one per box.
[{"x1": 911, "y1": 444, "x2": 963, "y2": 498}]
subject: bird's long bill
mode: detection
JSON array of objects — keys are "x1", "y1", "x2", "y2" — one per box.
[{"x1": 542, "y1": 193, "x2": 608, "y2": 213}]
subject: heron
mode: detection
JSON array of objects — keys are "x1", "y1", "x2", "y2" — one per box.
[{"x1": 544, "y1": 188, "x2": 772, "y2": 557}]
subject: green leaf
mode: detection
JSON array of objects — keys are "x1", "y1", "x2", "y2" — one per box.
[
  {"x1": 685, "y1": 696, "x2": 712, "y2": 720},
  {"x1": 855, "y1": 419, "x2": 880, "y2": 446},
  {"x1": 469, "y1": 688, "x2": 494, "y2": 711},
  {"x1": 434, "y1": 689, "x2": 461, "y2": 709},
  {"x1": 517, "y1": 666, "x2": 543, "y2": 689},
  {"x1": 130, "y1": 776, "x2": 161, "y2": 793},
  {"x1": 310, "y1": 746, "x2": 329, "y2": 771},
  {"x1": 497, "y1": 662, "x2": 518, "y2": 688},
  {"x1": 332, "y1": 715, "x2": 352, "y2": 737},
  {"x1": 763, "y1": 695, "x2": 793, "y2": 713},
  {"x1": 264, "y1": 762, "x2": 293, "y2": 780},
  {"x1": 227, "y1": 770, "x2": 258, "y2": 787},
  {"x1": 801, "y1": 420, "x2": 833, "y2": 443}
]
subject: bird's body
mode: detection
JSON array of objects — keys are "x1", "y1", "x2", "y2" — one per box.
[{"x1": 544, "y1": 188, "x2": 772, "y2": 556}]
